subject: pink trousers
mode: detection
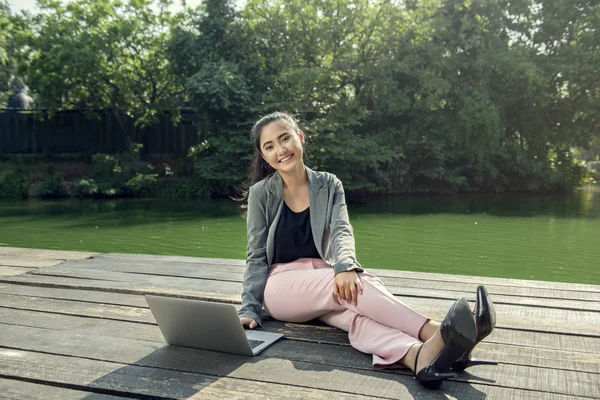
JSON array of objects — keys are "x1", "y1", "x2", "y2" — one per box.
[{"x1": 263, "y1": 258, "x2": 429, "y2": 368}]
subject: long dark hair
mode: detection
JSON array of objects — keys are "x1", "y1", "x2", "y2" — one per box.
[{"x1": 237, "y1": 111, "x2": 301, "y2": 205}]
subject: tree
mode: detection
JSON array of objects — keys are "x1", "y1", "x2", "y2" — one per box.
[
  {"x1": 0, "y1": 1, "x2": 30, "y2": 106},
  {"x1": 21, "y1": 0, "x2": 184, "y2": 127}
]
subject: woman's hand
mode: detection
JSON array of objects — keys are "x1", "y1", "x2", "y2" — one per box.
[
  {"x1": 333, "y1": 270, "x2": 363, "y2": 306},
  {"x1": 240, "y1": 317, "x2": 258, "y2": 329}
]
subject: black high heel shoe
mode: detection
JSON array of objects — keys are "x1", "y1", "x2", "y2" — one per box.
[
  {"x1": 453, "y1": 285, "x2": 498, "y2": 372},
  {"x1": 414, "y1": 297, "x2": 477, "y2": 389}
]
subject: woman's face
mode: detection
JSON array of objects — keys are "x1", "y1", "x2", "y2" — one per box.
[{"x1": 259, "y1": 120, "x2": 305, "y2": 174}]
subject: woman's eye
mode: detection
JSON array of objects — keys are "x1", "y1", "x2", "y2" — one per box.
[{"x1": 282, "y1": 136, "x2": 290, "y2": 142}]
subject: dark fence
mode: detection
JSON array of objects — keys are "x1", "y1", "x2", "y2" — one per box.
[{"x1": 0, "y1": 109, "x2": 201, "y2": 155}]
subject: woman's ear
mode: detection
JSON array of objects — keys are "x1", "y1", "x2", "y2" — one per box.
[{"x1": 298, "y1": 130, "x2": 305, "y2": 145}]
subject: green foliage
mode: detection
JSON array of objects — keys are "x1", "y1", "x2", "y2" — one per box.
[
  {"x1": 2, "y1": 0, "x2": 598, "y2": 195},
  {"x1": 0, "y1": 169, "x2": 27, "y2": 199},
  {"x1": 0, "y1": 1, "x2": 30, "y2": 105},
  {"x1": 32, "y1": 174, "x2": 67, "y2": 198},
  {"x1": 73, "y1": 178, "x2": 99, "y2": 197},
  {"x1": 19, "y1": 0, "x2": 184, "y2": 127},
  {"x1": 150, "y1": 178, "x2": 212, "y2": 200},
  {"x1": 125, "y1": 172, "x2": 158, "y2": 196}
]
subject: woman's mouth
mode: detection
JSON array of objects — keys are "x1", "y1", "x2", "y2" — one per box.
[{"x1": 279, "y1": 154, "x2": 293, "y2": 163}]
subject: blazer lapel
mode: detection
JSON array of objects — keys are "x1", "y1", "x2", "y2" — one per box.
[
  {"x1": 266, "y1": 172, "x2": 284, "y2": 266},
  {"x1": 307, "y1": 168, "x2": 327, "y2": 259}
]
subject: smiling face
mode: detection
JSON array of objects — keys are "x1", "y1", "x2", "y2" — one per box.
[{"x1": 259, "y1": 120, "x2": 305, "y2": 174}]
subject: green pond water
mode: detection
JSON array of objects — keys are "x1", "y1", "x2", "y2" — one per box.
[{"x1": 1, "y1": 185, "x2": 598, "y2": 285}]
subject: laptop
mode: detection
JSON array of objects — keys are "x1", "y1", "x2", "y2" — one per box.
[{"x1": 145, "y1": 295, "x2": 283, "y2": 356}]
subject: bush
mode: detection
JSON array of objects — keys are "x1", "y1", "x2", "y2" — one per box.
[
  {"x1": 31, "y1": 174, "x2": 67, "y2": 198},
  {"x1": 125, "y1": 173, "x2": 158, "y2": 197},
  {"x1": 72, "y1": 178, "x2": 99, "y2": 197},
  {"x1": 0, "y1": 170, "x2": 27, "y2": 199},
  {"x1": 151, "y1": 178, "x2": 211, "y2": 200}
]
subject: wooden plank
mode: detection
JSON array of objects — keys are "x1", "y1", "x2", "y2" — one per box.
[
  {"x1": 48, "y1": 259, "x2": 600, "y2": 311},
  {"x1": 0, "y1": 272, "x2": 241, "y2": 302},
  {"x1": 97, "y1": 252, "x2": 245, "y2": 265},
  {"x1": 0, "y1": 378, "x2": 126, "y2": 400},
  {"x1": 0, "y1": 293, "x2": 153, "y2": 323},
  {"x1": 0, "y1": 309, "x2": 166, "y2": 343},
  {"x1": 2, "y1": 304, "x2": 600, "y2": 357},
  {"x1": 96, "y1": 252, "x2": 600, "y2": 293},
  {"x1": 0, "y1": 283, "x2": 148, "y2": 307},
  {"x1": 189, "y1": 380, "x2": 583, "y2": 400},
  {"x1": 52, "y1": 258, "x2": 600, "y2": 304},
  {"x1": 0, "y1": 266, "x2": 37, "y2": 276},
  {"x1": 3, "y1": 271, "x2": 599, "y2": 337},
  {"x1": 2, "y1": 300, "x2": 600, "y2": 374},
  {"x1": 0, "y1": 246, "x2": 98, "y2": 260},
  {"x1": 0, "y1": 347, "x2": 429, "y2": 399},
  {"x1": 0, "y1": 257, "x2": 62, "y2": 268},
  {"x1": 20, "y1": 262, "x2": 600, "y2": 316},
  {"x1": 3, "y1": 288, "x2": 598, "y2": 340},
  {"x1": 4, "y1": 272, "x2": 595, "y2": 313},
  {"x1": 2, "y1": 283, "x2": 599, "y2": 348},
  {"x1": 1, "y1": 326, "x2": 598, "y2": 397},
  {"x1": 0, "y1": 348, "x2": 254, "y2": 400},
  {"x1": 177, "y1": 377, "x2": 383, "y2": 399},
  {"x1": 3, "y1": 248, "x2": 599, "y2": 296},
  {"x1": 0, "y1": 372, "x2": 582, "y2": 400}
]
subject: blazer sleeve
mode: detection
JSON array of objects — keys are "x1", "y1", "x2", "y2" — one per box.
[
  {"x1": 330, "y1": 177, "x2": 364, "y2": 275},
  {"x1": 239, "y1": 185, "x2": 269, "y2": 326}
]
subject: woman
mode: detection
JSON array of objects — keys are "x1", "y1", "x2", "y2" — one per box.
[{"x1": 238, "y1": 112, "x2": 496, "y2": 389}]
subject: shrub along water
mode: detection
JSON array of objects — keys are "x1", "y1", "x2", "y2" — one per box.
[{"x1": 0, "y1": 144, "x2": 213, "y2": 200}]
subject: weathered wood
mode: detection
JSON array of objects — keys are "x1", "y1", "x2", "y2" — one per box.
[
  {"x1": 0, "y1": 347, "x2": 247, "y2": 399},
  {"x1": 1, "y1": 325, "x2": 598, "y2": 397},
  {"x1": 48, "y1": 258, "x2": 600, "y2": 311},
  {"x1": 0, "y1": 246, "x2": 98, "y2": 260},
  {"x1": 95, "y1": 252, "x2": 600, "y2": 293},
  {"x1": 0, "y1": 309, "x2": 165, "y2": 343},
  {"x1": 2, "y1": 283, "x2": 599, "y2": 349},
  {"x1": 0, "y1": 266, "x2": 36, "y2": 276},
  {"x1": 0, "y1": 357, "x2": 586, "y2": 400},
  {"x1": 0, "y1": 256, "x2": 62, "y2": 268},
  {"x1": 0, "y1": 283, "x2": 148, "y2": 307},
  {"x1": 0, "y1": 273, "x2": 240, "y2": 303},
  {"x1": 1, "y1": 249, "x2": 598, "y2": 399},
  {"x1": 58, "y1": 257, "x2": 600, "y2": 303},
  {"x1": 3, "y1": 304, "x2": 600, "y2": 360},
  {"x1": 3, "y1": 303, "x2": 600, "y2": 376},
  {"x1": 0, "y1": 293, "x2": 153, "y2": 323},
  {"x1": 0, "y1": 378, "x2": 127, "y2": 400},
  {"x1": 3, "y1": 271, "x2": 599, "y2": 337},
  {"x1": 0, "y1": 347, "x2": 444, "y2": 399}
]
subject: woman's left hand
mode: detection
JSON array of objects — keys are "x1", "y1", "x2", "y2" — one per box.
[{"x1": 333, "y1": 270, "x2": 364, "y2": 306}]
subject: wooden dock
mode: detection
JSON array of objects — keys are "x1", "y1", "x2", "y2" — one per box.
[{"x1": 0, "y1": 246, "x2": 598, "y2": 399}]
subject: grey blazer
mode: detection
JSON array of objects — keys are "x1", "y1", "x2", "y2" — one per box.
[{"x1": 239, "y1": 166, "x2": 364, "y2": 325}]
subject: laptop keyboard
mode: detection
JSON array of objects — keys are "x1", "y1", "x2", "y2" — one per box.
[{"x1": 248, "y1": 339, "x2": 266, "y2": 349}]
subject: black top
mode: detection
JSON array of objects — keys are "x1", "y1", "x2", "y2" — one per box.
[{"x1": 273, "y1": 201, "x2": 321, "y2": 264}]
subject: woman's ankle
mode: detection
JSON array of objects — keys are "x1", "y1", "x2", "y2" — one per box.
[
  {"x1": 402, "y1": 343, "x2": 422, "y2": 371},
  {"x1": 418, "y1": 320, "x2": 441, "y2": 342}
]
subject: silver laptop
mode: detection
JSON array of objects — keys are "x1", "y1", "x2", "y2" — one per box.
[{"x1": 145, "y1": 295, "x2": 283, "y2": 356}]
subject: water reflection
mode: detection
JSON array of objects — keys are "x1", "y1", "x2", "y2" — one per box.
[
  {"x1": 1, "y1": 184, "x2": 598, "y2": 220},
  {"x1": 351, "y1": 184, "x2": 599, "y2": 219}
]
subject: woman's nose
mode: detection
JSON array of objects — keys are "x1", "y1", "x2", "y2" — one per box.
[{"x1": 276, "y1": 144, "x2": 287, "y2": 155}]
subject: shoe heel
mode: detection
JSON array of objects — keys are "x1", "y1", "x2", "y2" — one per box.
[
  {"x1": 467, "y1": 359, "x2": 498, "y2": 367},
  {"x1": 476, "y1": 285, "x2": 496, "y2": 341},
  {"x1": 442, "y1": 298, "x2": 477, "y2": 348}
]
